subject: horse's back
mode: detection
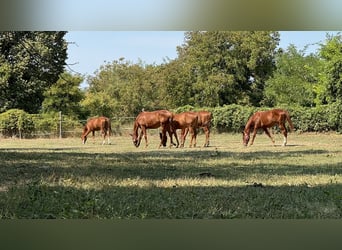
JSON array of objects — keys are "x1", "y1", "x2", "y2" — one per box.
[
  {"x1": 86, "y1": 116, "x2": 110, "y2": 130},
  {"x1": 136, "y1": 110, "x2": 173, "y2": 128},
  {"x1": 197, "y1": 111, "x2": 212, "y2": 127},
  {"x1": 173, "y1": 111, "x2": 199, "y2": 128}
]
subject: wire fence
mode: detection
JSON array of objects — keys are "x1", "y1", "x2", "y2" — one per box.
[
  {"x1": 59, "y1": 116, "x2": 137, "y2": 139},
  {"x1": 0, "y1": 113, "x2": 137, "y2": 139}
]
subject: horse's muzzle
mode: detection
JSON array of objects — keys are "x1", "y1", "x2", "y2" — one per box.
[{"x1": 133, "y1": 140, "x2": 140, "y2": 147}]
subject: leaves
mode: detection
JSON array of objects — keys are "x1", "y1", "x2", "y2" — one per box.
[
  {"x1": 0, "y1": 32, "x2": 67, "y2": 113},
  {"x1": 42, "y1": 72, "x2": 84, "y2": 118}
]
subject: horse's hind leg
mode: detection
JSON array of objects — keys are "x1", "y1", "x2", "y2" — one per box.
[
  {"x1": 106, "y1": 129, "x2": 111, "y2": 145},
  {"x1": 169, "y1": 130, "x2": 179, "y2": 148},
  {"x1": 263, "y1": 128, "x2": 275, "y2": 146},
  {"x1": 279, "y1": 124, "x2": 288, "y2": 146},
  {"x1": 203, "y1": 127, "x2": 210, "y2": 147}
]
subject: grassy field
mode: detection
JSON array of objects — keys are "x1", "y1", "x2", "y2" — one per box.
[{"x1": 0, "y1": 131, "x2": 341, "y2": 218}]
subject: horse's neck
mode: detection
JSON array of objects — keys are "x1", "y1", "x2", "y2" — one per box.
[
  {"x1": 82, "y1": 126, "x2": 90, "y2": 137},
  {"x1": 244, "y1": 118, "x2": 254, "y2": 134},
  {"x1": 133, "y1": 121, "x2": 139, "y2": 136}
]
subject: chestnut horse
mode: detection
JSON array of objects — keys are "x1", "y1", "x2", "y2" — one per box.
[
  {"x1": 243, "y1": 109, "x2": 294, "y2": 147},
  {"x1": 131, "y1": 110, "x2": 175, "y2": 148},
  {"x1": 170, "y1": 111, "x2": 199, "y2": 148},
  {"x1": 183, "y1": 111, "x2": 212, "y2": 147},
  {"x1": 81, "y1": 116, "x2": 112, "y2": 145}
]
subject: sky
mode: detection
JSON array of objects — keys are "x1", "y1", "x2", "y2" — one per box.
[{"x1": 65, "y1": 31, "x2": 340, "y2": 85}]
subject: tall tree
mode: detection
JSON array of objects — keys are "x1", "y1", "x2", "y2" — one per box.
[
  {"x1": 263, "y1": 45, "x2": 322, "y2": 107},
  {"x1": 82, "y1": 59, "x2": 167, "y2": 118},
  {"x1": 0, "y1": 31, "x2": 67, "y2": 113},
  {"x1": 42, "y1": 72, "x2": 84, "y2": 118},
  {"x1": 319, "y1": 33, "x2": 342, "y2": 103},
  {"x1": 176, "y1": 31, "x2": 280, "y2": 106}
]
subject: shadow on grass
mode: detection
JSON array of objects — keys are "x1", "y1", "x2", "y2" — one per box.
[
  {"x1": 0, "y1": 148, "x2": 341, "y2": 184},
  {"x1": 0, "y1": 146, "x2": 341, "y2": 218},
  {"x1": 0, "y1": 182, "x2": 341, "y2": 219}
]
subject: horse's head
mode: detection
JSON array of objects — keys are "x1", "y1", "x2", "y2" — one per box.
[
  {"x1": 130, "y1": 133, "x2": 140, "y2": 147},
  {"x1": 242, "y1": 131, "x2": 250, "y2": 147},
  {"x1": 81, "y1": 135, "x2": 87, "y2": 144}
]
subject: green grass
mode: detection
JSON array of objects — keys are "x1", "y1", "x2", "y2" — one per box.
[{"x1": 0, "y1": 132, "x2": 341, "y2": 218}]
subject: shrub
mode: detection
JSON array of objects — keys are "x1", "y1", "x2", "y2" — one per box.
[
  {"x1": 175, "y1": 103, "x2": 342, "y2": 133},
  {"x1": 0, "y1": 109, "x2": 35, "y2": 138}
]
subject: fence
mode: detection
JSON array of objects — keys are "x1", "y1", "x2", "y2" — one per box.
[
  {"x1": 0, "y1": 112, "x2": 136, "y2": 139},
  {"x1": 56, "y1": 115, "x2": 137, "y2": 139}
]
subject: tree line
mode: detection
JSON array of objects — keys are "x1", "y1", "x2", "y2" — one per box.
[{"x1": 0, "y1": 31, "x2": 341, "y2": 134}]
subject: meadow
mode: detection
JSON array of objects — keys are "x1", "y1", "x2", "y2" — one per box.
[{"x1": 0, "y1": 131, "x2": 341, "y2": 219}]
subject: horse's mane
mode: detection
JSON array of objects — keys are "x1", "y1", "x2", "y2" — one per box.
[
  {"x1": 244, "y1": 113, "x2": 257, "y2": 133},
  {"x1": 132, "y1": 118, "x2": 140, "y2": 136}
]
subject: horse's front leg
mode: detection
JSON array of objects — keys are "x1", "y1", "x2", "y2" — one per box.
[
  {"x1": 203, "y1": 127, "x2": 210, "y2": 147},
  {"x1": 180, "y1": 129, "x2": 186, "y2": 147},
  {"x1": 92, "y1": 131, "x2": 96, "y2": 144},
  {"x1": 141, "y1": 127, "x2": 148, "y2": 148},
  {"x1": 250, "y1": 128, "x2": 258, "y2": 146},
  {"x1": 263, "y1": 128, "x2": 275, "y2": 146},
  {"x1": 183, "y1": 127, "x2": 191, "y2": 147},
  {"x1": 189, "y1": 127, "x2": 197, "y2": 148}
]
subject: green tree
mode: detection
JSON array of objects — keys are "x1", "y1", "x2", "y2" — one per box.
[
  {"x1": 0, "y1": 31, "x2": 67, "y2": 113},
  {"x1": 176, "y1": 31, "x2": 280, "y2": 106},
  {"x1": 319, "y1": 33, "x2": 342, "y2": 103},
  {"x1": 42, "y1": 72, "x2": 85, "y2": 118},
  {"x1": 263, "y1": 45, "x2": 322, "y2": 107},
  {"x1": 83, "y1": 59, "x2": 169, "y2": 118},
  {"x1": 154, "y1": 58, "x2": 195, "y2": 108}
]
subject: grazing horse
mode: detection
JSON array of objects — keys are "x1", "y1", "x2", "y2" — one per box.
[
  {"x1": 170, "y1": 111, "x2": 199, "y2": 148},
  {"x1": 242, "y1": 109, "x2": 294, "y2": 147},
  {"x1": 131, "y1": 110, "x2": 175, "y2": 148},
  {"x1": 183, "y1": 111, "x2": 212, "y2": 147},
  {"x1": 81, "y1": 116, "x2": 112, "y2": 145}
]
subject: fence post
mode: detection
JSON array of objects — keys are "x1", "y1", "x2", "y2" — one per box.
[{"x1": 59, "y1": 111, "x2": 62, "y2": 139}]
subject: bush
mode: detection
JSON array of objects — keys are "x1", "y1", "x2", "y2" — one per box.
[
  {"x1": 0, "y1": 109, "x2": 35, "y2": 138},
  {"x1": 32, "y1": 113, "x2": 83, "y2": 138},
  {"x1": 175, "y1": 103, "x2": 342, "y2": 133},
  {"x1": 214, "y1": 105, "x2": 255, "y2": 132}
]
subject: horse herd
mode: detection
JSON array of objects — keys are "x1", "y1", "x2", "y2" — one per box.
[{"x1": 81, "y1": 108, "x2": 294, "y2": 148}]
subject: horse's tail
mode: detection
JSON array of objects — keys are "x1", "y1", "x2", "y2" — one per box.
[
  {"x1": 159, "y1": 131, "x2": 167, "y2": 147},
  {"x1": 168, "y1": 112, "x2": 175, "y2": 133},
  {"x1": 285, "y1": 111, "x2": 294, "y2": 131}
]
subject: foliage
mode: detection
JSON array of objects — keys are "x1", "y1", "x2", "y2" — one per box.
[
  {"x1": 82, "y1": 59, "x2": 170, "y2": 118},
  {"x1": 42, "y1": 72, "x2": 85, "y2": 119},
  {"x1": 171, "y1": 103, "x2": 342, "y2": 133},
  {"x1": 211, "y1": 105, "x2": 256, "y2": 132},
  {"x1": 319, "y1": 33, "x2": 342, "y2": 103},
  {"x1": 263, "y1": 45, "x2": 322, "y2": 107},
  {"x1": 0, "y1": 109, "x2": 34, "y2": 138},
  {"x1": 176, "y1": 31, "x2": 280, "y2": 107},
  {"x1": 81, "y1": 32, "x2": 280, "y2": 116},
  {"x1": 0, "y1": 32, "x2": 68, "y2": 113},
  {"x1": 31, "y1": 113, "x2": 82, "y2": 138}
]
